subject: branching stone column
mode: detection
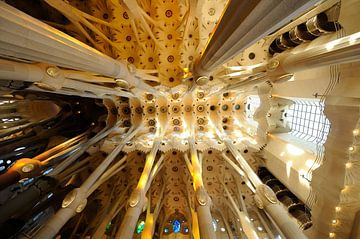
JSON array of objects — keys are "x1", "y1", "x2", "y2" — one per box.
[
  {"x1": 220, "y1": 180, "x2": 259, "y2": 239},
  {"x1": 141, "y1": 183, "x2": 165, "y2": 239},
  {"x1": 115, "y1": 140, "x2": 161, "y2": 239},
  {"x1": 0, "y1": 59, "x2": 133, "y2": 98},
  {"x1": 34, "y1": 127, "x2": 140, "y2": 239},
  {"x1": 0, "y1": 2, "x2": 128, "y2": 79},
  {"x1": 187, "y1": 138, "x2": 216, "y2": 239},
  {"x1": 182, "y1": 188, "x2": 200, "y2": 239},
  {"x1": 217, "y1": 209, "x2": 235, "y2": 239},
  {"x1": 92, "y1": 186, "x2": 129, "y2": 239},
  {"x1": 0, "y1": 2, "x2": 157, "y2": 94},
  {"x1": 222, "y1": 140, "x2": 307, "y2": 239}
]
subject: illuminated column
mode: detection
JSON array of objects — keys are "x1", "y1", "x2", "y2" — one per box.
[
  {"x1": 187, "y1": 138, "x2": 217, "y2": 239},
  {"x1": 0, "y1": 59, "x2": 133, "y2": 98},
  {"x1": 141, "y1": 204, "x2": 155, "y2": 239},
  {"x1": 0, "y1": 2, "x2": 157, "y2": 93},
  {"x1": 0, "y1": 133, "x2": 85, "y2": 191},
  {"x1": 0, "y1": 3, "x2": 129, "y2": 78},
  {"x1": 267, "y1": 32, "x2": 360, "y2": 77},
  {"x1": 221, "y1": 181, "x2": 259, "y2": 239},
  {"x1": 183, "y1": 188, "x2": 200, "y2": 239},
  {"x1": 115, "y1": 140, "x2": 161, "y2": 239},
  {"x1": 191, "y1": 209, "x2": 201, "y2": 239},
  {"x1": 223, "y1": 140, "x2": 307, "y2": 239},
  {"x1": 193, "y1": 0, "x2": 318, "y2": 76},
  {"x1": 34, "y1": 127, "x2": 140, "y2": 239},
  {"x1": 141, "y1": 183, "x2": 165, "y2": 239}
]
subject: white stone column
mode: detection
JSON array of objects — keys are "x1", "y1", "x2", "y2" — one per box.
[
  {"x1": 193, "y1": 0, "x2": 319, "y2": 76},
  {"x1": 188, "y1": 139, "x2": 217, "y2": 239},
  {"x1": 223, "y1": 140, "x2": 307, "y2": 239},
  {"x1": 0, "y1": 2, "x2": 144, "y2": 89},
  {"x1": 34, "y1": 127, "x2": 140, "y2": 239},
  {"x1": 0, "y1": 2, "x2": 126, "y2": 77},
  {"x1": 267, "y1": 32, "x2": 360, "y2": 77},
  {"x1": 115, "y1": 141, "x2": 161, "y2": 239}
]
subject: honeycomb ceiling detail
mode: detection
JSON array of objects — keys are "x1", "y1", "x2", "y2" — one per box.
[
  {"x1": 61, "y1": 0, "x2": 227, "y2": 87},
  {"x1": 36, "y1": 0, "x2": 265, "y2": 230}
]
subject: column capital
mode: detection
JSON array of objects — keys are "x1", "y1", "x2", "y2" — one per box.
[
  {"x1": 255, "y1": 184, "x2": 278, "y2": 208},
  {"x1": 62, "y1": 188, "x2": 87, "y2": 213},
  {"x1": 195, "y1": 187, "x2": 211, "y2": 206},
  {"x1": 129, "y1": 188, "x2": 146, "y2": 208}
]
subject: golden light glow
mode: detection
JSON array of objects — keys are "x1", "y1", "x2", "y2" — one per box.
[
  {"x1": 191, "y1": 152, "x2": 204, "y2": 190},
  {"x1": 192, "y1": 210, "x2": 200, "y2": 239},
  {"x1": 335, "y1": 206, "x2": 341, "y2": 212},
  {"x1": 349, "y1": 32, "x2": 360, "y2": 44},
  {"x1": 345, "y1": 162, "x2": 352, "y2": 169},
  {"x1": 141, "y1": 214, "x2": 154, "y2": 239},
  {"x1": 353, "y1": 129, "x2": 360, "y2": 136},
  {"x1": 138, "y1": 153, "x2": 155, "y2": 189},
  {"x1": 329, "y1": 232, "x2": 335, "y2": 238},
  {"x1": 183, "y1": 67, "x2": 191, "y2": 78},
  {"x1": 193, "y1": 173, "x2": 203, "y2": 190}
]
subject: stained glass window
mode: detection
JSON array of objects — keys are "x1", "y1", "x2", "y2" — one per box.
[
  {"x1": 172, "y1": 219, "x2": 181, "y2": 233},
  {"x1": 136, "y1": 220, "x2": 145, "y2": 234},
  {"x1": 212, "y1": 219, "x2": 217, "y2": 232},
  {"x1": 105, "y1": 222, "x2": 112, "y2": 235}
]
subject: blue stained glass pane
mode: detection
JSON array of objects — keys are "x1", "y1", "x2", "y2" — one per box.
[{"x1": 172, "y1": 219, "x2": 181, "y2": 233}]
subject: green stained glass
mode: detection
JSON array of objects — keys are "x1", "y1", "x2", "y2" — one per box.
[
  {"x1": 136, "y1": 220, "x2": 145, "y2": 234},
  {"x1": 105, "y1": 222, "x2": 112, "y2": 235}
]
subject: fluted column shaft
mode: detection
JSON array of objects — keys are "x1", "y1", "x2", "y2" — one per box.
[
  {"x1": 0, "y1": 2, "x2": 137, "y2": 85},
  {"x1": 193, "y1": 0, "x2": 319, "y2": 76},
  {"x1": 141, "y1": 213, "x2": 154, "y2": 239},
  {"x1": 267, "y1": 32, "x2": 360, "y2": 77},
  {"x1": 189, "y1": 139, "x2": 217, "y2": 239},
  {"x1": 115, "y1": 141, "x2": 160, "y2": 239},
  {"x1": 0, "y1": 59, "x2": 133, "y2": 98},
  {"x1": 191, "y1": 209, "x2": 201, "y2": 239},
  {"x1": 224, "y1": 140, "x2": 306, "y2": 239},
  {"x1": 34, "y1": 128, "x2": 139, "y2": 239}
]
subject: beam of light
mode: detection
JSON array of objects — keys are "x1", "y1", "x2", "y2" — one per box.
[{"x1": 286, "y1": 143, "x2": 304, "y2": 156}]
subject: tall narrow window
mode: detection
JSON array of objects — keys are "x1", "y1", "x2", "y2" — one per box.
[{"x1": 172, "y1": 219, "x2": 181, "y2": 233}]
